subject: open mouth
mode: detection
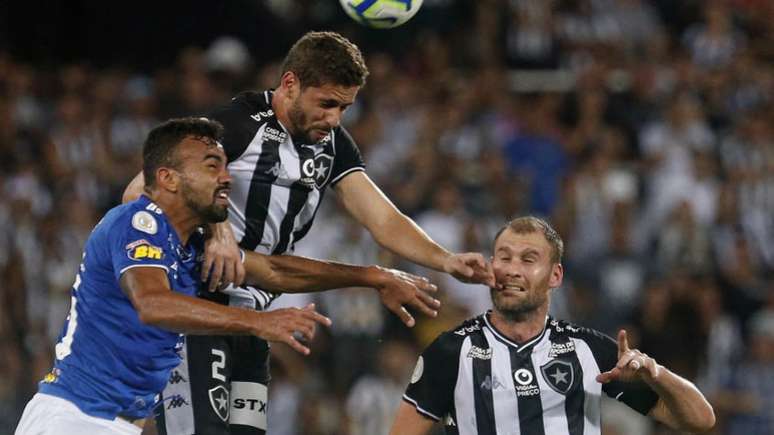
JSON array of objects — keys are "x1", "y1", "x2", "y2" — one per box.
[
  {"x1": 215, "y1": 189, "x2": 230, "y2": 204},
  {"x1": 500, "y1": 284, "x2": 527, "y2": 294}
]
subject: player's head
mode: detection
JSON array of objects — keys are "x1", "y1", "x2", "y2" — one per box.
[
  {"x1": 278, "y1": 31, "x2": 369, "y2": 143},
  {"x1": 489, "y1": 216, "x2": 564, "y2": 321},
  {"x1": 142, "y1": 117, "x2": 231, "y2": 223}
]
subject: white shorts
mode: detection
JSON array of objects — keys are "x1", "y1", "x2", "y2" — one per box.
[{"x1": 15, "y1": 393, "x2": 142, "y2": 435}]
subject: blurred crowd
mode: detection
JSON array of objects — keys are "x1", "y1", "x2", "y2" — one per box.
[{"x1": 1, "y1": 0, "x2": 773, "y2": 434}]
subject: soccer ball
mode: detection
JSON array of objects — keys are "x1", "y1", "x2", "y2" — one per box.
[{"x1": 339, "y1": 0, "x2": 423, "y2": 29}]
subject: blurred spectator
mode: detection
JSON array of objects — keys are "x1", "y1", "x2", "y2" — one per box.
[{"x1": 713, "y1": 308, "x2": 774, "y2": 434}]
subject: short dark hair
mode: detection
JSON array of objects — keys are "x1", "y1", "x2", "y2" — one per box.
[
  {"x1": 142, "y1": 117, "x2": 224, "y2": 188},
  {"x1": 494, "y1": 216, "x2": 564, "y2": 263},
  {"x1": 281, "y1": 31, "x2": 369, "y2": 89}
]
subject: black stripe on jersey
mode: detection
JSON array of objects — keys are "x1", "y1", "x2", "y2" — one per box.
[
  {"x1": 469, "y1": 332, "x2": 496, "y2": 434},
  {"x1": 272, "y1": 182, "x2": 311, "y2": 254},
  {"x1": 511, "y1": 350, "x2": 546, "y2": 435},
  {"x1": 557, "y1": 335, "x2": 585, "y2": 435},
  {"x1": 239, "y1": 133, "x2": 281, "y2": 251}
]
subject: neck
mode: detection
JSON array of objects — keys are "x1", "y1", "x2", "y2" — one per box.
[
  {"x1": 489, "y1": 304, "x2": 549, "y2": 344},
  {"x1": 271, "y1": 88, "x2": 292, "y2": 131},
  {"x1": 145, "y1": 190, "x2": 201, "y2": 244}
]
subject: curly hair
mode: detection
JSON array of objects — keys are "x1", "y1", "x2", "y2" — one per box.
[{"x1": 281, "y1": 31, "x2": 369, "y2": 89}]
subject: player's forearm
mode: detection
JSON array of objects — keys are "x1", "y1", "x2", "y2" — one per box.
[
  {"x1": 244, "y1": 252, "x2": 385, "y2": 293},
  {"x1": 369, "y1": 211, "x2": 451, "y2": 272},
  {"x1": 135, "y1": 291, "x2": 260, "y2": 335},
  {"x1": 122, "y1": 172, "x2": 146, "y2": 203},
  {"x1": 647, "y1": 366, "x2": 715, "y2": 432},
  {"x1": 389, "y1": 402, "x2": 435, "y2": 435}
]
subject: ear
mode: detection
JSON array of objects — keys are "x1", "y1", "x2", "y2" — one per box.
[
  {"x1": 279, "y1": 71, "x2": 299, "y2": 98},
  {"x1": 156, "y1": 167, "x2": 180, "y2": 193},
  {"x1": 548, "y1": 263, "x2": 563, "y2": 289}
]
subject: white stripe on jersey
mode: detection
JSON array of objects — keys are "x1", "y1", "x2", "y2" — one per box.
[
  {"x1": 455, "y1": 336, "x2": 477, "y2": 435},
  {"x1": 572, "y1": 338, "x2": 603, "y2": 435},
  {"x1": 226, "y1": 123, "x2": 266, "y2": 245},
  {"x1": 533, "y1": 331, "x2": 569, "y2": 435},
  {"x1": 482, "y1": 327, "x2": 521, "y2": 435}
]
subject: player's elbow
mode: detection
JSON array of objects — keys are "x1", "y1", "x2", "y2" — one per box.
[
  {"x1": 134, "y1": 300, "x2": 165, "y2": 326},
  {"x1": 674, "y1": 405, "x2": 716, "y2": 433},
  {"x1": 691, "y1": 406, "x2": 716, "y2": 433}
]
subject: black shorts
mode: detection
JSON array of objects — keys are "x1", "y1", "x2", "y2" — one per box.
[{"x1": 154, "y1": 335, "x2": 270, "y2": 435}]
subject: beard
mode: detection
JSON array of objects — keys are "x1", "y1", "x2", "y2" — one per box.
[
  {"x1": 181, "y1": 183, "x2": 229, "y2": 224},
  {"x1": 287, "y1": 99, "x2": 314, "y2": 144},
  {"x1": 490, "y1": 287, "x2": 546, "y2": 322},
  {"x1": 490, "y1": 274, "x2": 552, "y2": 322}
]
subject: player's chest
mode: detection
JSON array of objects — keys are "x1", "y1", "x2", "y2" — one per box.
[
  {"x1": 229, "y1": 131, "x2": 336, "y2": 191},
  {"x1": 166, "y1": 243, "x2": 202, "y2": 297}
]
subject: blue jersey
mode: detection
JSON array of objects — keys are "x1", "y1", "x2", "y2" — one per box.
[{"x1": 39, "y1": 195, "x2": 204, "y2": 420}]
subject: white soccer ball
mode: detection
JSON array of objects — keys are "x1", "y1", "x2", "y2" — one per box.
[{"x1": 339, "y1": 0, "x2": 423, "y2": 29}]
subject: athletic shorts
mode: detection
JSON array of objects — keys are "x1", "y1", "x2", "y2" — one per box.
[
  {"x1": 154, "y1": 335, "x2": 270, "y2": 435},
  {"x1": 15, "y1": 393, "x2": 142, "y2": 435}
]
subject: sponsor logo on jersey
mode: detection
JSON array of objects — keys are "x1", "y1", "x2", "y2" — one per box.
[
  {"x1": 262, "y1": 126, "x2": 287, "y2": 143},
  {"x1": 127, "y1": 242, "x2": 164, "y2": 261},
  {"x1": 209, "y1": 385, "x2": 230, "y2": 422},
  {"x1": 467, "y1": 345, "x2": 492, "y2": 360},
  {"x1": 548, "y1": 341, "x2": 576, "y2": 358},
  {"x1": 132, "y1": 211, "x2": 158, "y2": 234},
  {"x1": 166, "y1": 394, "x2": 190, "y2": 410},
  {"x1": 233, "y1": 398, "x2": 267, "y2": 413},
  {"x1": 42, "y1": 369, "x2": 60, "y2": 384},
  {"x1": 145, "y1": 203, "x2": 163, "y2": 215},
  {"x1": 480, "y1": 375, "x2": 506, "y2": 391},
  {"x1": 453, "y1": 321, "x2": 482, "y2": 336},
  {"x1": 541, "y1": 359, "x2": 575, "y2": 394},
  {"x1": 168, "y1": 370, "x2": 187, "y2": 384},
  {"x1": 250, "y1": 110, "x2": 274, "y2": 123}
]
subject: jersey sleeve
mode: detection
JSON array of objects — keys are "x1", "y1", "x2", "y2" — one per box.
[
  {"x1": 110, "y1": 210, "x2": 172, "y2": 281},
  {"x1": 329, "y1": 127, "x2": 365, "y2": 186},
  {"x1": 580, "y1": 328, "x2": 659, "y2": 415},
  {"x1": 403, "y1": 332, "x2": 461, "y2": 421},
  {"x1": 207, "y1": 92, "x2": 262, "y2": 162}
]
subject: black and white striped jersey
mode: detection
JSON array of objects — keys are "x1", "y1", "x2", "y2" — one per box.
[
  {"x1": 205, "y1": 90, "x2": 365, "y2": 309},
  {"x1": 403, "y1": 313, "x2": 659, "y2": 435}
]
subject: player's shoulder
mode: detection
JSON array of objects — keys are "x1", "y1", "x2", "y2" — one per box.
[
  {"x1": 226, "y1": 90, "x2": 272, "y2": 114},
  {"x1": 433, "y1": 314, "x2": 487, "y2": 350},
  {"x1": 549, "y1": 318, "x2": 616, "y2": 350},
  {"x1": 99, "y1": 196, "x2": 169, "y2": 238}
]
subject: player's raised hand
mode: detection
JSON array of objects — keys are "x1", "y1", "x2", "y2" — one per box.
[
  {"x1": 253, "y1": 304, "x2": 331, "y2": 355},
  {"x1": 372, "y1": 266, "x2": 440, "y2": 327},
  {"x1": 202, "y1": 222, "x2": 246, "y2": 292},
  {"x1": 597, "y1": 329, "x2": 660, "y2": 384},
  {"x1": 443, "y1": 252, "x2": 495, "y2": 287}
]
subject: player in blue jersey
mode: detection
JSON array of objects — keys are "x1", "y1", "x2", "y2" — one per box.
[{"x1": 15, "y1": 117, "x2": 439, "y2": 435}]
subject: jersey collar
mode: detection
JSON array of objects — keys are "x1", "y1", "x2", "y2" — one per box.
[{"x1": 483, "y1": 311, "x2": 550, "y2": 353}]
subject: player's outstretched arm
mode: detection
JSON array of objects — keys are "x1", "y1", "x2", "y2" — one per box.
[
  {"x1": 244, "y1": 252, "x2": 440, "y2": 327},
  {"x1": 120, "y1": 267, "x2": 330, "y2": 355},
  {"x1": 389, "y1": 401, "x2": 435, "y2": 435},
  {"x1": 123, "y1": 171, "x2": 245, "y2": 291},
  {"x1": 596, "y1": 330, "x2": 715, "y2": 432},
  {"x1": 334, "y1": 172, "x2": 495, "y2": 287}
]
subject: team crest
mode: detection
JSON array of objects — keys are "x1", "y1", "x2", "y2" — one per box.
[
  {"x1": 312, "y1": 153, "x2": 334, "y2": 188},
  {"x1": 298, "y1": 153, "x2": 334, "y2": 189},
  {"x1": 208, "y1": 385, "x2": 230, "y2": 422},
  {"x1": 540, "y1": 359, "x2": 574, "y2": 394}
]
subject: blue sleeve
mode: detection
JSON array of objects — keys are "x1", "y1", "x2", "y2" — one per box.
[{"x1": 110, "y1": 210, "x2": 172, "y2": 282}]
